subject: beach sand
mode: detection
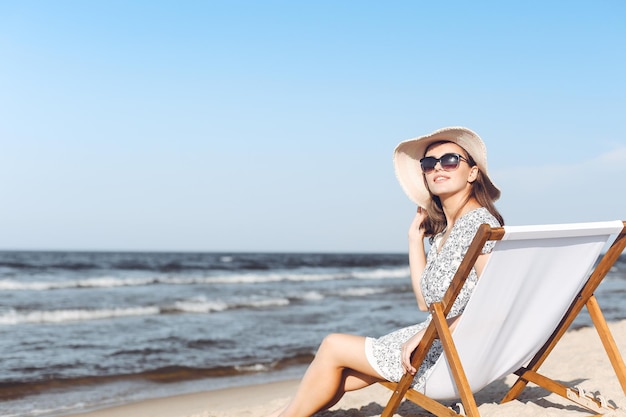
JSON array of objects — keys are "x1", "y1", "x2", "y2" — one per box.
[{"x1": 68, "y1": 320, "x2": 626, "y2": 417}]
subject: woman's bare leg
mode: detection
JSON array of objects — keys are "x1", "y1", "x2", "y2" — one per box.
[
  {"x1": 269, "y1": 333, "x2": 383, "y2": 417},
  {"x1": 265, "y1": 367, "x2": 378, "y2": 417},
  {"x1": 321, "y1": 367, "x2": 382, "y2": 410}
]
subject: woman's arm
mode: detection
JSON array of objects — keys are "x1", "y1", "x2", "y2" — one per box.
[
  {"x1": 401, "y1": 315, "x2": 461, "y2": 375},
  {"x1": 408, "y1": 208, "x2": 428, "y2": 311},
  {"x1": 402, "y1": 251, "x2": 492, "y2": 374},
  {"x1": 473, "y1": 252, "x2": 490, "y2": 278}
]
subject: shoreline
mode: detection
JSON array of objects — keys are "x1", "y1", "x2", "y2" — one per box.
[
  {"x1": 65, "y1": 379, "x2": 300, "y2": 417},
  {"x1": 59, "y1": 320, "x2": 626, "y2": 417}
]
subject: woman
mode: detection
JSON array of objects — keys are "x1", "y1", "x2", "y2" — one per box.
[{"x1": 267, "y1": 127, "x2": 504, "y2": 417}]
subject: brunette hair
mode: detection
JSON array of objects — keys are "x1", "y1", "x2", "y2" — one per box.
[{"x1": 420, "y1": 141, "x2": 504, "y2": 240}]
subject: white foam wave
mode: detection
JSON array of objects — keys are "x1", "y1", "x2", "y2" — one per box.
[
  {"x1": 0, "y1": 276, "x2": 156, "y2": 291},
  {"x1": 207, "y1": 272, "x2": 344, "y2": 284},
  {"x1": 352, "y1": 267, "x2": 410, "y2": 279},
  {"x1": 246, "y1": 298, "x2": 290, "y2": 308},
  {"x1": 0, "y1": 267, "x2": 410, "y2": 291},
  {"x1": 336, "y1": 287, "x2": 387, "y2": 297},
  {"x1": 171, "y1": 295, "x2": 290, "y2": 314},
  {"x1": 300, "y1": 291, "x2": 324, "y2": 301},
  {"x1": 0, "y1": 273, "x2": 334, "y2": 290},
  {"x1": 0, "y1": 293, "x2": 294, "y2": 325},
  {"x1": 0, "y1": 306, "x2": 160, "y2": 325},
  {"x1": 172, "y1": 298, "x2": 229, "y2": 313},
  {"x1": 235, "y1": 363, "x2": 270, "y2": 372}
]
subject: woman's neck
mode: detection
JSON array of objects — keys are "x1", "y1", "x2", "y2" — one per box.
[{"x1": 441, "y1": 194, "x2": 480, "y2": 227}]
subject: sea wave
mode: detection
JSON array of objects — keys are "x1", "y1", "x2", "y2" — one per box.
[
  {"x1": 0, "y1": 282, "x2": 403, "y2": 325},
  {"x1": 0, "y1": 251, "x2": 411, "y2": 275},
  {"x1": 168, "y1": 296, "x2": 291, "y2": 313},
  {"x1": 0, "y1": 296, "x2": 293, "y2": 325},
  {"x1": 0, "y1": 267, "x2": 410, "y2": 291},
  {"x1": 0, "y1": 306, "x2": 161, "y2": 325},
  {"x1": 335, "y1": 287, "x2": 388, "y2": 297},
  {"x1": 0, "y1": 276, "x2": 157, "y2": 291},
  {"x1": 352, "y1": 268, "x2": 409, "y2": 279}
]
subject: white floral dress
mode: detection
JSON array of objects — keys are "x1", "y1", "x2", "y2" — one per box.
[{"x1": 365, "y1": 207, "x2": 500, "y2": 390}]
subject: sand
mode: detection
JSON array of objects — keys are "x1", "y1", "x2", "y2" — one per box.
[{"x1": 67, "y1": 320, "x2": 626, "y2": 417}]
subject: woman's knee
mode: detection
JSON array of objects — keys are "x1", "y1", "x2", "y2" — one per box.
[
  {"x1": 315, "y1": 334, "x2": 374, "y2": 379},
  {"x1": 316, "y1": 333, "x2": 349, "y2": 357},
  {"x1": 316, "y1": 333, "x2": 363, "y2": 360},
  {"x1": 319, "y1": 333, "x2": 343, "y2": 351}
]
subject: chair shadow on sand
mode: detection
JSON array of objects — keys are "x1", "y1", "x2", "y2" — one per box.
[{"x1": 314, "y1": 377, "x2": 620, "y2": 416}]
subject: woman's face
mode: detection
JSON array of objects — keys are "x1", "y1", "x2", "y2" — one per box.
[{"x1": 423, "y1": 142, "x2": 478, "y2": 199}]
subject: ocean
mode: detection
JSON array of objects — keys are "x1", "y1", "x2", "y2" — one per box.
[{"x1": 1, "y1": 250, "x2": 625, "y2": 416}]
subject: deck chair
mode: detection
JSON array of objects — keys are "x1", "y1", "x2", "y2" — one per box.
[{"x1": 380, "y1": 220, "x2": 626, "y2": 417}]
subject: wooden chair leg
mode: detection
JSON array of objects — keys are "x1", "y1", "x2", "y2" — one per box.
[
  {"x1": 380, "y1": 381, "x2": 461, "y2": 417},
  {"x1": 431, "y1": 303, "x2": 480, "y2": 417},
  {"x1": 503, "y1": 295, "x2": 626, "y2": 409},
  {"x1": 586, "y1": 295, "x2": 626, "y2": 395},
  {"x1": 381, "y1": 322, "x2": 440, "y2": 417},
  {"x1": 512, "y1": 367, "x2": 614, "y2": 413},
  {"x1": 381, "y1": 373, "x2": 414, "y2": 417}
]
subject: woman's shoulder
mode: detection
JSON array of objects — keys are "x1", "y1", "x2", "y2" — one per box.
[
  {"x1": 460, "y1": 207, "x2": 501, "y2": 228},
  {"x1": 451, "y1": 208, "x2": 501, "y2": 254}
]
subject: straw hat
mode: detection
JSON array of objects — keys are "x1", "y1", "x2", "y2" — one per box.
[{"x1": 393, "y1": 126, "x2": 501, "y2": 207}]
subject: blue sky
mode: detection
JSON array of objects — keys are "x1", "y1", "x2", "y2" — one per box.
[{"x1": 1, "y1": 1, "x2": 625, "y2": 252}]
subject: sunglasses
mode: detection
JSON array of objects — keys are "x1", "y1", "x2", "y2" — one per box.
[{"x1": 420, "y1": 153, "x2": 469, "y2": 174}]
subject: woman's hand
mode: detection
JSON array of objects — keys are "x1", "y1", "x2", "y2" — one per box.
[
  {"x1": 408, "y1": 207, "x2": 428, "y2": 243},
  {"x1": 401, "y1": 329, "x2": 425, "y2": 375},
  {"x1": 401, "y1": 317, "x2": 460, "y2": 375}
]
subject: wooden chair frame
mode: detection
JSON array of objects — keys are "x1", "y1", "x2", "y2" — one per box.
[{"x1": 380, "y1": 221, "x2": 626, "y2": 417}]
